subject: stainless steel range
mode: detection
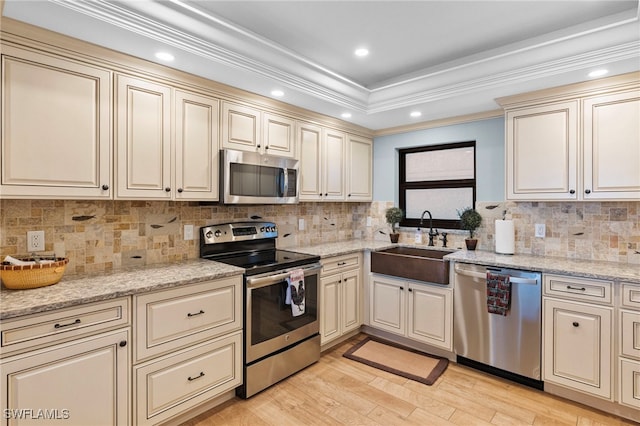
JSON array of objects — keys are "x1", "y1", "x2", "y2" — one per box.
[{"x1": 199, "y1": 222, "x2": 321, "y2": 398}]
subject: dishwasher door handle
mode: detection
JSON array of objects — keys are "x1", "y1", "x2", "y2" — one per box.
[{"x1": 454, "y1": 264, "x2": 539, "y2": 285}]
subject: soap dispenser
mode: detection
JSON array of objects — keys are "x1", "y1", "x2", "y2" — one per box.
[{"x1": 414, "y1": 228, "x2": 423, "y2": 244}]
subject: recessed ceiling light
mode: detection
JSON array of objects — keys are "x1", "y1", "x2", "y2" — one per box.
[
  {"x1": 341, "y1": 112, "x2": 352, "y2": 119},
  {"x1": 588, "y1": 69, "x2": 609, "y2": 78},
  {"x1": 155, "y1": 52, "x2": 175, "y2": 61},
  {"x1": 354, "y1": 48, "x2": 369, "y2": 57},
  {"x1": 271, "y1": 90, "x2": 284, "y2": 97},
  {"x1": 410, "y1": 111, "x2": 422, "y2": 118}
]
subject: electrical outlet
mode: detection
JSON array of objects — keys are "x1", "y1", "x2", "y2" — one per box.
[
  {"x1": 27, "y1": 230, "x2": 45, "y2": 252},
  {"x1": 184, "y1": 225, "x2": 194, "y2": 241},
  {"x1": 298, "y1": 218, "x2": 305, "y2": 231},
  {"x1": 366, "y1": 216, "x2": 372, "y2": 227},
  {"x1": 534, "y1": 224, "x2": 546, "y2": 238}
]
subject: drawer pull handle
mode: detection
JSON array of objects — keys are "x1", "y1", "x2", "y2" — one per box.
[
  {"x1": 337, "y1": 262, "x2": 347, "y2": 266},
  {"x1": 566, "y1": 285, "x2": 586, "y2": 291},
  {"x1": 188, "y1": 372, "x2": 205, "y2": 381},
  {"x1": 572, "y1": 322, "x2": 580, "y2": 327},
  {"x1": 54, "y1": 319, "x2": 81, "y2": 329},
  {"x1": 187, "y1": 310, "x2": 205, "y2": 317}
]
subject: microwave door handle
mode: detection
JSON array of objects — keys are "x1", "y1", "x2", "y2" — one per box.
[{"x1": 278, "y1": 168, "x2": 286, "y2": 197}]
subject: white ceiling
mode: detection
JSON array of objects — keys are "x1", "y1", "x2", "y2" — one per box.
[{"x1": 3, "y1": 0, "x2": 639, "y2": 130}]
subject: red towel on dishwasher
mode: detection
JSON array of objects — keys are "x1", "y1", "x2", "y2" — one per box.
[{"x1": 487, "y1": 272, "x2": 511, "y2": 316}]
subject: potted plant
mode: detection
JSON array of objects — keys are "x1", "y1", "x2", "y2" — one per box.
[
  {"x1": 385, "y1": 207, "x2": 403, "y2": 243},
  {"x1": 458, "y1": 207, "x2": 482, "y2": 250}
]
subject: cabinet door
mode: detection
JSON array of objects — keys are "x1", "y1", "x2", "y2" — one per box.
[
  {"x1": 407, "y1": 284, "x2": 452, "y2": 350},
  {"x1": 346, "y1": 135, "x2": 373, "y2": 201},
  {"x1": 263, "y1": 113, "x2": 295, "y2": 158},
  {"x1": 116, "y1": 75, "x2": 172, "y2": 199},
  {"x1": 1, "y1": 46, "x2": 112, "y2": 199},
  {"x1": 369, "y1": 275, "x2": 405, "y2": 336},
  {"x1": 619, "y1": 358, "x2": 640, "y2": 409},
  {"x1": 506, "y1": 101, "x2": 578, "y2": 200},
  {"x1": 174, "y1": 90, "x2": 219, "y2": 201},
  {"x1": 341, "y1": 269, "x2": 361, "y2": 335},
  {"x1": 1, "y1": 329, "x2": 130, "y2": 426},
  {"x1": 583, "y1": 90, "x2": 640, "y2": 200},
  {"x1": 221, "y1": 102, "x2": 260, "y2": 152},
  {"x1": 298, "y1": 122, "x2": 323, "y2": 201},
  {"x1": 543, "y1": 298, "x2": 612, "y2": 399},
  {"x1": 322, "y1": 128, "x2": 345, "y2": 201},
  {"x1": 320, "y1": 273, "x2": 341, "y2": 345},
  {"x1": 620, "y1": 310, "x2": 640, "y2": 360}
]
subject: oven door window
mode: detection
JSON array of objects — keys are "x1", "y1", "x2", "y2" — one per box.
[{"x1": 250, "y1": 274, "x2": 318, "y2": 346}]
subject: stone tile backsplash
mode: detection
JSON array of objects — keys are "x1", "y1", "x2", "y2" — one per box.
[
  {"x1": 1, "y1": 199, "x2": 638, "y2": 276},
  {"x1": 0, "y1": 200, "x2": 369, "y2": 275}
]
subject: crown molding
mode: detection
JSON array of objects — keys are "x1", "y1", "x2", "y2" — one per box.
[{"x1": 374, "y1": 110, "x2": 504, "y2": 137}]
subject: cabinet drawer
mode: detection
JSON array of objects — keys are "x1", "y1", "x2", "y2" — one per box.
[
  {"x1": 622, "y1": 283, "x2": 640, "y2": 310},
  {"x1": 621, "y1": 310, "x2": 640, "y2": 360},
  {"x1": 619, "y1": 358, "x2": 640, "y2": 409},
  {"x1": 134, "y1": 331, "x2": 242, "y2": 425},
  {"x1": 543, "y1": 274, "x2": 612, "y2": 304},
  {"x1": 134, "y1": 276, "x2": 242, "y2": 362},
  {"x1": 1, "y1": 298, "x2": 130, "y2": 357},
  {"x1": 321, "y1": 253, "x2": 361, "y2": 274}
]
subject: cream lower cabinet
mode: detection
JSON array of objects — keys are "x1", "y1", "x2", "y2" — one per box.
[
  {"x1": 133, "y1": 276, "x2": 242, "y2": 425},
  {"x1": 369, "y1": 274, "x2": 452, "y2": 351},
  {"x1": 542, "y1": 272, "x2": 614, "y2": 401},
  {"x1": 320, "y1": 254, "x2": 362, "y2": 345},
  {"x1": 619, "y1": 283, "x2": 640, "y2": 410},
  {"x1": 1, "y1": 45, "x2": 112, "y2": 199},
  {"x1": 0, "y1": 298, "x2": 131, "y2": 426}
]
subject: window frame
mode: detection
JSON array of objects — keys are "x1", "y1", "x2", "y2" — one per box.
[{"x1": 398, "y1": 141, "x2": 476, "y2": 229}]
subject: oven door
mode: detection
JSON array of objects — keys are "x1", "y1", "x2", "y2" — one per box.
[{"x1": 245, "y1": 263, "x2": 320, "y2": 363}]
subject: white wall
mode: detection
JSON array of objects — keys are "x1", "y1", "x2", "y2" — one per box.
[{"x1": 373, "y1": 117, "x2": 505, "y2": 203}]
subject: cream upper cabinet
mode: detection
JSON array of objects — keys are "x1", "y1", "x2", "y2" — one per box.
[
  {"x1": 262, "y1": 112, "x2": 296, "y2": 158},
  {"x1": 501, "y1": 73, "x2": 639, "y2": 201},
  {"x1": 298, "y1": 124, "x2": 346, "y2": 201},
  {"x1": 115, "y1": 74, "x2": 172, "y2": 199},
  {"x1": 174, "y1": 90, "x2": 220, "y2": 201},
  {"x1": 298, "y1": 122, "x2": 323, "y2": 199},
  {"x1": 221, "y1": 102, "x2": 295, "y2": 158},
  {"x1": 346, "y1": 134, "x2": 373, "y2": 201},
  {"x1": 506, "y1": 101, "x2": 579, "y2": 200},
  {"x1": 322, "y1": 128, "x2": 346, "y2": 201},
  {"x1": 582, "y1": 90, "x2": 640, "y2": 200},
  {"x1": 221, "y1": 102, "x2": 261, "y2": 152},
  {"x1": 1, "y1": 45, "x2": 112, "y2": 199}
]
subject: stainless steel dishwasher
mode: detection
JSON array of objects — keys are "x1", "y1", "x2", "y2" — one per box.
[{"x1": 453, "y1": 262, "x2": 543, "y2": 388}]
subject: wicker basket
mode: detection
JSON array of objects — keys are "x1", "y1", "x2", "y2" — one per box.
[{"x1": 1, "y1": 258, "x2": 69, "y2": 290}]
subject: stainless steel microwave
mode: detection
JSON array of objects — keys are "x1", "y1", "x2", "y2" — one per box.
[{"x1": 220, "y1": 149, "x2": 299, "y2": 204}]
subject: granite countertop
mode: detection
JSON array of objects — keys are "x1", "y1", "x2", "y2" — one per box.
[
  {"x1": 0, "y1": 259, "x2": 243, "y2": 320},
  {"x1": 444, "y1": 250, "x2": 640, "y2": 284},
  {"x1": 2, "y1": 239, "x2": 638, "y2": 320}
]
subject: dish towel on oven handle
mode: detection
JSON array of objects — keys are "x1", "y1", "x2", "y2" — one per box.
[
  {"x1": 486, "y1": 272, "x2": 511, "y2": 316},
  {"x1": 286, "y1": 268, "x2": 305, "y2": 317}
]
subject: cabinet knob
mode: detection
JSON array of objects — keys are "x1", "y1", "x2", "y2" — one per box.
[
  {"x1": 572, "y1": 322, "x2": 579, "y2": 327},
  {"x1": 165, "y1": 187, "x2": 171, "y2": 192},
  {"x1": 408, "y1": 288, "x2": 413, "y2": 292},
  {"x1": 585, "y1": 189, "x2": 591, "y2": 194},
  {"x1": 119, "y1": 340, "x2": 127, "y2": 347},
  {"x1": 177, "y1": 188, "x2": 183, "y2": 193},
  {"x1": 257, "y1": 144, "x2": 261, "y2": 148},
  {"x1": 325, "y1": 193, "x2": 328, "y2": 196},
  {"x1": 400, "y1": 286, "x2": 404, "y2": 291},
  {"x1": 569, "y1": 189, "x2": 575, "y2": 194},
  {"x1": 265, "y1": 145, "x2": 269, "y2": 149},
  {"x1": 101, "y1": 184, "x2": 109, "y2": 191}
]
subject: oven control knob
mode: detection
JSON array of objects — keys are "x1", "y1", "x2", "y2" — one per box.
[
  {"x1": 214, "y1": 230, "x2": 222, "y2": 238},
  {"x1": 270, "y1": 226, "x2": 276, "y2": 232},
  {"x1": 260, "y1": 226, "x2": 265, "y2": 232},
  {"x1": 205, "y1": 230, "x2": 213, "y2": 239}
]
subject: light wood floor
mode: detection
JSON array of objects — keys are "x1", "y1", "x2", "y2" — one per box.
[{"x1": 183, "y1": 334, "x2": 638, "y2": 425}]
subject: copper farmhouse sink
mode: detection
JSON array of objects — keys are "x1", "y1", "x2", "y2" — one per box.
[{"x1": 371, "y1": 247, "x2": 451, "y2": 284}]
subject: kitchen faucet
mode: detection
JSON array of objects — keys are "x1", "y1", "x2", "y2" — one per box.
[{"x1": 419, "y1": 210, "x2": 439, "y2": 246}]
